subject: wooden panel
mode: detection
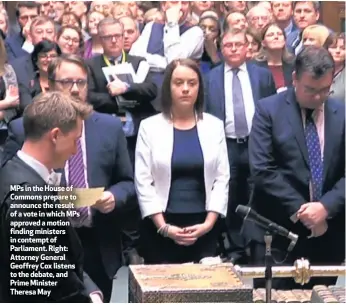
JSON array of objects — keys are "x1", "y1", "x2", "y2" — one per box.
[{"x1": 320, "y1": 1, "x2": 346, "y2": 32}]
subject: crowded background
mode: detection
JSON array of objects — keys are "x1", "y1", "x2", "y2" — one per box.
[{"x1": 0, "y1": 1, "x2": 344, "y2": 302}]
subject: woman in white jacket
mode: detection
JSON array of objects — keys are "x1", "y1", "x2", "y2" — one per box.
[{"x1": 135, "y1": 58, "x2": 230, "y2": 264}]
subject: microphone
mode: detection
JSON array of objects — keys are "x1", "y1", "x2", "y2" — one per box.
[{"x1": 236, "y1": 205, "x2": 298, "y2": 252}]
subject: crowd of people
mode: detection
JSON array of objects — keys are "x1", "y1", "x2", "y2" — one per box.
[{"x1": 0, "y1": 1, "x2": 345, "y2": 303}]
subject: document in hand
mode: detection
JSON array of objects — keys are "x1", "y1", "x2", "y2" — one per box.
[
  {"x1": 102, "y1": 61, "x2": 150, "y2": 84},
  {"x1": 58, "y1": 187, "x2": 104, "y2": 208}
]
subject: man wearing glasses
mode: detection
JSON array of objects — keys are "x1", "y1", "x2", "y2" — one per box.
[
  {"x1": 247, "y1": 46, "x2": 345, "y2": 290},
  {"x1": 87, "y1": 17, "x2": 157, "y2": 266},
  {"x1": 1, "y1": 54, "x2": 136, "y2": 302},
  {"x1": 205, "y1": 28, "x2": 276, "y2": 265}
]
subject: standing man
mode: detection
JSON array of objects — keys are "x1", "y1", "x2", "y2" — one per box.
[
  {"x1": 129, "y1": 1, "x2": 204, "y2": 109},
  {"x1": 2, "y1": 54, "x2": 136, "y2": 302},
  {"x1": 0, "y1": 92, "x2": 103, "y2": 302},
  {"x1": 205, "y1": 28, "x2": 276, "y2": 264},
  {"x1": 87, "y1": 18, "x2": 156, "y2": 264},
  {"x1": 5, "y1": 2, "x2": 39, "y2": 61},
  {"x1": 248, "y1": 46, "x2": 345, "y2": 289},
  {"x1": 286, "y1": 1, "x2": 320, "y2": 55}
]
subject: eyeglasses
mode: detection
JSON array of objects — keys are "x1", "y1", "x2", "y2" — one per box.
[
  {"x1": 62, "y1": 35, "x2": 80, "y2": 45},
  {"x1": 303, "y1": 86, "x2": 333, "y2": 97},
  {"x1": 38, "y1": 53, "x2": 58, "y2": 60},
  {"x1": 100, "y1": 34, "x2": 123, "y2": 42},
  {"x1": 52, "y1": 79, "x2": 87, "y2": 90},
  {"x1": 223, "y1": 42, "x2": 246, "y2": 49}
]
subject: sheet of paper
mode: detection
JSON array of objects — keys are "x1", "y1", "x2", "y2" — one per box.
[{"x1": 59, "y1": 187, "x2": 104, "y2": 208}]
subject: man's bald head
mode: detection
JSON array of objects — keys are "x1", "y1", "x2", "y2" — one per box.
[{"x1": 247, "y1": 5, "x2": 272, "y2": 31}]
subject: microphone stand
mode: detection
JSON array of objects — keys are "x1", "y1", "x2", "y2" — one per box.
[{"x1": 264, "y1": 232, "x2": 273, "y2": 303}]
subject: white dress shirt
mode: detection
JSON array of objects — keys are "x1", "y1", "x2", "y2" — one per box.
[
  {"x1": 17, "y1": 150, "x2": 53, "y2": 183},
  {"x1": 224, "y1": 62, "x2": 255, "y2": 139},
  {"x1": 129, "y1": 21, "x2": 204, "y2": 72}
]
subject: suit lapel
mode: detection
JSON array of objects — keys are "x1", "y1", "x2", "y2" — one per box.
[
  {"x1": 215, "y1": 65, "x2": 226, "y2": 121},
  {"x1": 285, "y1": 89, "x2": 309, "y2": 166},
  {"x1": 84, "y1": 113, "x2": 99, "y2": 187},
  {"x1": 246, "y1": 63, "x2": 260, "y2": 103},
  {"x1": 323, "y1": 101, "x2": 339, "y2": 182}
]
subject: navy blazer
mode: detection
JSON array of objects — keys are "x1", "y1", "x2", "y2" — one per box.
[
  {"x1": 204, "y1": 62, "x2": 277, "y2": 122},
  {"x1": 10, "y1": 55, "x2": 36, "y2": 113},
  {"x1": 248, "y1": 88, "x2": 345, "y2": 245},
  {"x1": 5, "y1": 33, "x2": 28, "y2": 62},
  {"x1": 1, "y1": 111, "x2": 136, "y2": 277}
]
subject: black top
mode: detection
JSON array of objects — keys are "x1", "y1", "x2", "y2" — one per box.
[{"x1": 166, "y1": 126, "x2": 206, "y2": 214}]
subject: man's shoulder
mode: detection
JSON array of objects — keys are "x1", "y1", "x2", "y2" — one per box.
[
  {"x1": 8, "y1": 117, "x2": 23, "y2": 130},
  {"x1": 10, "y1": 54, "x2": 30, "y2": 68},
  {"x1": 258, "y1": 90, "x2": 288, "y2": 111},
  {"x1": 91, "y1": 111, "x2": 122, "y2": 129}
]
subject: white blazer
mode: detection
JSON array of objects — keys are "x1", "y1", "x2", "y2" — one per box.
[{"x1": 135, "y1": 113, "x2": 230, "y2": 219}]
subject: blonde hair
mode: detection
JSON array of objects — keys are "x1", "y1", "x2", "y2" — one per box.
[
  {"x1": 302, "y1": 25, "x2": 333, "y2": 48},
  {"x1": 23, "y1": 92, "x2": 92, "y2": 140}
]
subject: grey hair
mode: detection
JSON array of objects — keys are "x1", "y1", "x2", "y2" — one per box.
[{"x1": 97, "y1": 17, "x2": 124, "y2": 34}]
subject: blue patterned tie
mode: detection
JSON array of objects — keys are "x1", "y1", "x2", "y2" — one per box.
[
  {"x1": 305, "y1": 109, "x2": 323, "y2": 201},
  {"x1": 68, "y1": 139, "x2": 89, "y2": 226}
]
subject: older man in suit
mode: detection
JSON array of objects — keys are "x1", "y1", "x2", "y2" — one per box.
[
  {"x1": 248, "y1": 46, "x2": 345, "y2": 290},
  {"x1": 2, "y1": 54, "x2": 136, "y2": 302},
  {"x1": 87, "y1": 17, "x2": 157, "y2": 264},
  {"x1": 205, "y1": 28, "x2": 276, "y2": 264},
  {"x1": 0, "y1": 92, "x2": 102, "y2": 302}
]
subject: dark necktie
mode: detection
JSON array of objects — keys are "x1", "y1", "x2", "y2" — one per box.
[
  {"x1": 68, "y1": 139, "x2": 89, "y2": 225},
  {"x1": 305, "y1": 109, "x2": 323, "y2": 201},
  {"x1": 232, "y1": 68, "x2": 248, "y2": 137}
]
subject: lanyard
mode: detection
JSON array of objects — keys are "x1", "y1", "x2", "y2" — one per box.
[{"x1": 103, "y1": 50, "x2": 126, "y2": 66}]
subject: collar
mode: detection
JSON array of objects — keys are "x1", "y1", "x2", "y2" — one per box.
[
  {"x1": 17, "y1": 150, "x2": 62, "y2": 186},
  {"x1": 285, "y1": 20, "x2": 293, "y2": 35},
  {"x1": 224, "y1": 62, "x2": 247, "y2": 73}
]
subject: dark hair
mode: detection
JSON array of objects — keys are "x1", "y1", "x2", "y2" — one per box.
[
  {"x1": 48, "y1": 53, "x2": 89, "y2": 86},
  {"x1": 329, "y1": 32, "x2": 346, "y2": 48},
  {"x1": 57, "y1": 25, "x2": 84, "y2": 52},
  {"x1": 32, "y1": 40, "x2": 62, "y2": 72},
  {"x1": 161, "y1": 59, "x2": 204, "y2": 120},
  {"x1": 61, "y1": 12, "x2": 82, "y2": 29},
  {"x1": 295, "y1": 46, "x2": 335, "y2": 79},
  {"x1": 293, "y1": 1, "x2": 320, "y2": 12},
  {"x1": 16, "y1": 1, "x2": 40, "y2": 18},
  {"x1": 256, "y1": 22, "x2": 295, "y2": 64}
]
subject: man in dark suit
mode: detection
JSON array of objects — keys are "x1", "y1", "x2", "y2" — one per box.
[
  {"x1": 2, "y1": 54, "x2": 136, "y2": 302},
  {"x1": 5, "y1": 2, "x2": 39, "y2": 61},
  {"x1": 87, "y1": 17, "x2": 157, "y2": 264},
  {"x1": 10, "y1": 16, "x2": 57, "y2": 114},
  {"x1": 205, "y1": 28, "x2": 277, "y2": 264},
  {"x1": 0, "y1": 92, "x2": 102, "y2": 302},
  {"x1": 248, "y1": 46, "x2": 345, "y2": 289}
]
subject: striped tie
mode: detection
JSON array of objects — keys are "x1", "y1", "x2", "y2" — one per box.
[{"x1": 68, "y1": 139, "x2": 89, "y2": 226}]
